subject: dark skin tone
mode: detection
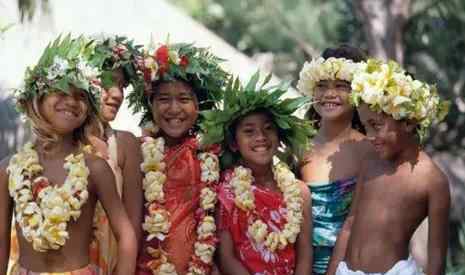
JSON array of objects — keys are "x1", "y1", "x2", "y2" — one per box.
[
  {"x1": 0, "y1": 90, "x2": 137, "y2": 274},
  {"x1": 326, "y1": 104, "x2": 450, "y2": 275},
  {"x1": 147, "y1": 80, "x2": 223, "y2": 274},
  {"x1": 218, "y1": 112, "x2": 312, "y2": 275},
  {"x1": 150, "y1": 81, "x2": 199, "y2": 148},
  {"x1": 93, "y1": 68, "x2": 144, "y2": 245},
  {"x1": 301, "y1": 79, "x2": 370, "y2": 183}
]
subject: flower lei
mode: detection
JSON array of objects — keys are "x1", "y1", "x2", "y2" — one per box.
[
  {"x1": 350, "y1": 59, "x2": 450, "y2": 141},
  {"x1": 230, "y1": 162, "x2": 303, "y2": 252},
  {"x1": 6, "y1": 142, "x2": 91, "y2": 252},
  {"x1": 140, "y1": 136, "x2": 220, "y2": 275},
  {"x1": 297, "y1": 57, "x2": 365, "y2": 98}
]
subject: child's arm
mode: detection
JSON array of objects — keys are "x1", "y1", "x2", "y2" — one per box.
[
  {"x1": 217, "y1": 230, "x2": 251, "y2": 275},
  {"x1": 118, "y1": 131, "x2": 144, "y2": 245},
  {"x1": 216, "y1": 201, "x2": 250, "y2": 275},
  {"x1": 0, "y1": 159, "x2": 13, "y2": 274},
  {"x1": 426, "y1": 171, "x2": 450, "y2": 275},
  {"x1": 294, "y1": 182, "x2": 312, "y2": 275},
  {"x1": 89, "y1": 157, "x2": 137, "y2": 275},
  {"x1": 325, "y1": 162, "x2": 365, "y2": 275}
]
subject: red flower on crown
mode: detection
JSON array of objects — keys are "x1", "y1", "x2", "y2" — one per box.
[
  {"x1": 180, "y1": 55, "x2": 189, "y2": 68},
  {"x1": 155, "y1": 45, "x2": 170, "y2": 76}
]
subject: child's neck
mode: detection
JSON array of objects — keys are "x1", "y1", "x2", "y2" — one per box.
[
  {"x1": 161, "y1": 133, "x2": 191, "y2": 148},
  {"x1": 390, "y1": 139, "x2": 422, "y2": 167},
  {"x1": 35, "y1": 134, "x2": 77, "y2": 160},
  {"x1": 244, "y1": 162, "x2": 276, "y2": 190},
  {"x1": 319, "y1": 117, "x2": 353, "y2": 142}
]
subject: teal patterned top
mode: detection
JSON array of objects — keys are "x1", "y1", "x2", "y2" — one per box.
[{"x1": 307, "y1": 177, "x2": 356, "y2": 275}]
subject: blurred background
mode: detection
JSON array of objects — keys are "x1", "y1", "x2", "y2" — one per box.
[{"x1": 1, "y1": 0, "x2": 464, "y2": 271}]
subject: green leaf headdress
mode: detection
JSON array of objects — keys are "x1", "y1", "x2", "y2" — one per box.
[
  {"x1": 89, "y1": 34, "x2": 145, "y2": 96},
  {"x1": 15, "y1": 34, "x2": 102, "y2": 114},
  {"x1": 199, "y1": 72, "x2": 317, "y2": 167},
  {"x1": 126, "y1": 41, "x2": 230, "y2": 126}
]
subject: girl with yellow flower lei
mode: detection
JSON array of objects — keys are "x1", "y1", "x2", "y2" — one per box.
[
  {"x1": 199, "y1": 73, "x2": 315, "y2": 275},
  {"x1": 0, "y1": 35, "x2": 137, "y2": 275},
  {"x1": 128, "y1": 42, "x2": 229, "y2": 275},
  {"x1": 297, "y1": 45, "x2": 372, "y2": 275}
]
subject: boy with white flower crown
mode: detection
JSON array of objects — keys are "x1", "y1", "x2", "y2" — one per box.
[
  {"x1": 326, "y1": 59, "x2": 450, "y2": 275},
  {"x1": 0, "y1": 35, "x2": 137, "y2": 275},
  {"x1": 127, "y1": 42, "x2": 229, "y2": 275},
  {"x1": 200, "y1": 73, "x2": 315, "y2": 275}
]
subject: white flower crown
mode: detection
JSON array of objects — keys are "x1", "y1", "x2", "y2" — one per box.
[{"x1": 297, "y1": 57, "x2": 365, "y2": 98}]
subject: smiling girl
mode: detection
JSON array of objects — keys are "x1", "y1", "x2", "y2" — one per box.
[
  {"x1": 0, "y1": 35, "x2": 137, "y2": 275},
  {"x1": 128, "y1": 42, "x2": 229, "y2": 275},
  {"x1": 200, "y1": 74, "x2": 316, "y2": 275},
  {"x1": 297, "y1": 45, "x2": 371, "y2": 275}
]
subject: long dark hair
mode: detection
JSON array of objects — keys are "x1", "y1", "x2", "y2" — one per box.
[{"x1": 306, "y1": 44, "x2": 367, "y2": 134}]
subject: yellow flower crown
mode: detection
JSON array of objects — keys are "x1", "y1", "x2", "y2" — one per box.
[
  {"x1": 350, "y1": 59, "x2": 450, "y2": 141},
  {"x1": 297, "y1": 57, "x2": 365, "y2": 98}
]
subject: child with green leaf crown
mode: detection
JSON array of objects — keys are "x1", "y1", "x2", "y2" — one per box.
[
  {"x1": 200, "y1": 72, "x2": 315, "y2": 275},
  {"x1": 296, "y1": 45, "x2": 373, "y2": 275},
  {"x1": 0, "y1": 35, "x2": 137, "y2": 275},
  {"x1": 84, "y1": 34, "x2": 145, "y2": 275},
  {"x1": 326, "y1": 59, "x2": 450, "y2": 275},
  {"x1": 127, "y1": 41, "x2": 229, "y2": 275}
]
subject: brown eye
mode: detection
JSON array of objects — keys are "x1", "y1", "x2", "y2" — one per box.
[
  {"x1": 179, "y1": 96, "x2": 193, "y2": 103},
  {"x1": 155, "y1": 96, "x2": 170, "y2": 103}
]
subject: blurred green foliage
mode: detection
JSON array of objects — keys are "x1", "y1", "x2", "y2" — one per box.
[{"x1": 171, "y1": 0, "x2": 465, "y2": 155}]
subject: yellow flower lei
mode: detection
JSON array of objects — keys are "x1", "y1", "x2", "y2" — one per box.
[
  {"x1": 230, "y1": 162, "x2": 303, "y2": 252},
  {"x1": 7, "y1": 142, "x2": 90, "y2": 252},
  {"x1": 140, "y1": 136, "x2": 220, "y2": 275}
]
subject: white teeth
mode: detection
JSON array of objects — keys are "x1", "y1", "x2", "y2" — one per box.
[
  {"x1": 168, "y1": 119, "x2": 182, "y2": 124},
  {"x1": 253, "y1": 146, "x2": 268, "y2": 152},
  {"x1": 323, "y1": 103, "x2": 339, "y2": 108},
  {"x1": 64, "y1": 111, "x2": 75, "y2": 117}
]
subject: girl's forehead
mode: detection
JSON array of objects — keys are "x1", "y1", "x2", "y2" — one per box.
[
  {"x1": 155, "y1": 81, "x2": 195, "y2": 95},
  {"x1": 238, "y1": 112, "x2": 273, "y2": 126}
]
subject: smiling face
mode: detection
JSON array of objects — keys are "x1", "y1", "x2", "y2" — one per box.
[
  {"x1": 313, "y1": 79, "x2": 355, "y2": 122},
  {"x1": 232, "y1": 111, "x2": 280, "y2": 169},
  {"x1": 100, "y1": 69, "x2": 128, "y2": 122},
  {"x1": 38, "y1": 86, "x2": 90, "y2": 136},
  {"x1": 150, "y1": 80, "x2": 199, "y2": 143},
  {"x1": 358, "y1": 103, "x2": 416, "y2": 160}
]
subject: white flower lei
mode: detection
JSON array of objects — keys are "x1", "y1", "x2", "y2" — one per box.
[
  {"x1": 140, "y1": 136, "x2": 220, "y2": 275},
  {"x1": 297, "y1": 57, "x2": 365, "y2": 98},
  {"x1": 7, "y1": 142, "x2": 90, "y2": 252},
  {"x1": 230, "y1": 162, "x2": 303, "y2": 252}
]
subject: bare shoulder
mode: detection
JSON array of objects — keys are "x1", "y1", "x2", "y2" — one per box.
[
  {"x1": 114, "y1": 130, "x2": 140, "y2": 151},
  {"x1": 349, "y1": 129, "x2": 366, "y2": 142},
  {"x1": 84, "y1": 153, "x2": 112, "y2": 178},
  {"x1": 114, "y1": 130, "x2": 137, "y2": 143},
  {"x1": 416, "y1": 152, "x2": 449, "y2": 195}
]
